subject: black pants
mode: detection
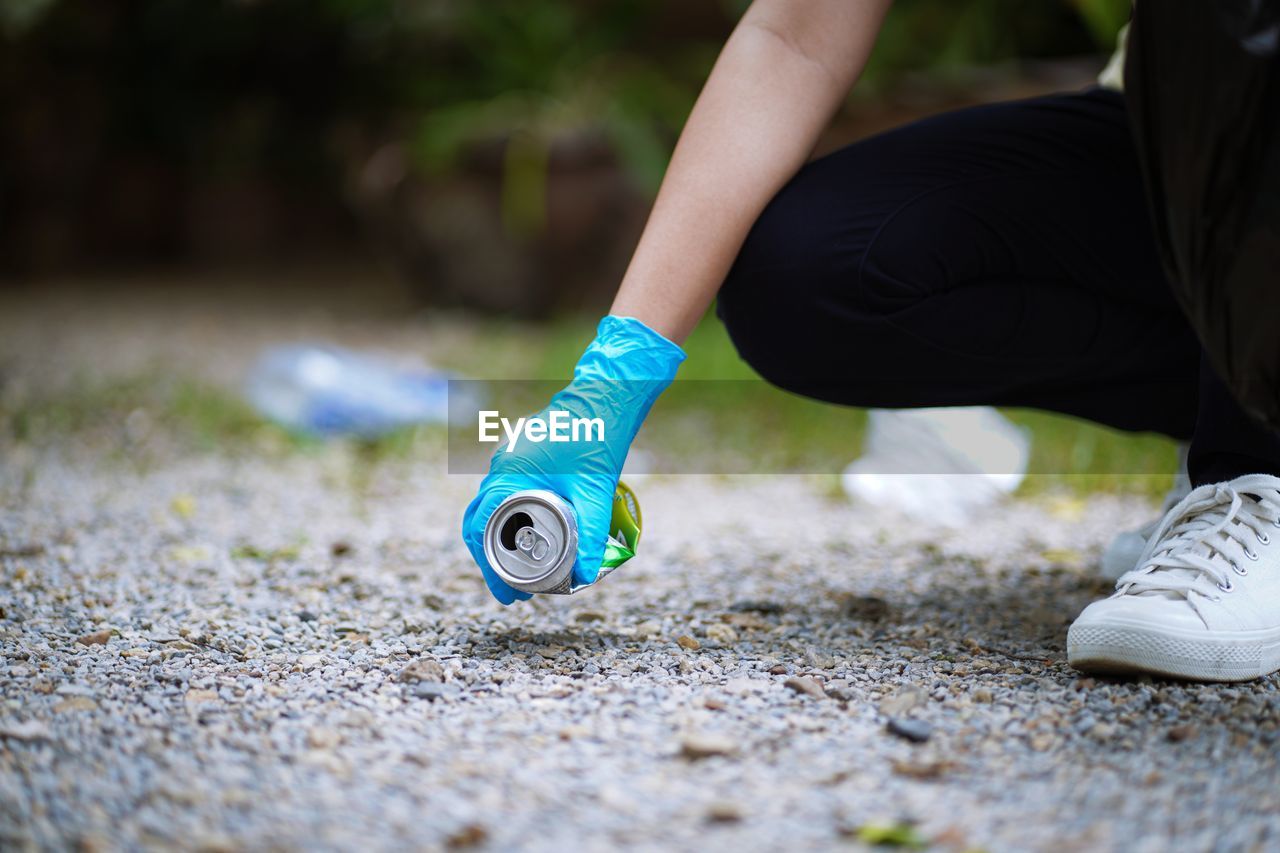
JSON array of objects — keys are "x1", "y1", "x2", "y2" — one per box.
[{"x1": 718, "y1": 88, "x2": 1280, "y2": 487}]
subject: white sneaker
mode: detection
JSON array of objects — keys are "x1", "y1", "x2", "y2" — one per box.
[
  {"x1": 1069, "y1": 473, "x2": 1280, "y2": 682},
  {"x1": 1099, "y1": 444, "x2": 1191, "y2": 580}
]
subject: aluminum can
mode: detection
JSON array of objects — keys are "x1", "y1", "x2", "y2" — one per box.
[{"x1": 484, "y1": 483, "x2": 641, "y2": 595}]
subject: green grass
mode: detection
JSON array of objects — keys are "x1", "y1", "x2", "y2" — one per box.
[
  {"x1": 2, "y1": 310, "x2": 1178, "y2": 497},
  {"x1": 437, "y1": 310, "x2": 1179, "y2": 497},
  {"x1": 1, "y1": 372, "x2": 300, "y2": 454}
]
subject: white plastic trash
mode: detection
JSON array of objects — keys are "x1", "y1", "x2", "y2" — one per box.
[
  {"x1": 841, "y1": 407, "x2": 1031, "y2": 526},
  {"x1": 245, "y1": 344, "x2": 480, "y2": 437}
]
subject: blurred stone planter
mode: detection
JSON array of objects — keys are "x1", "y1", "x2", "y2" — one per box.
[{"x1": 348, "y1": 133, "x2": 649, "y2": 317}]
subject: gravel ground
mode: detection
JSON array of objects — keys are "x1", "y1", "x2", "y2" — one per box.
[{"x1": 3, "y1": 281, "x2": 1280, "y2": 852}]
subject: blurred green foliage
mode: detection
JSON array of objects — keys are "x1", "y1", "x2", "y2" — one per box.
[
  {"x1": 0, "y1": 0, "x2": 54, "y2": 33},
  {"x1": 2, "y1": 0, "x2": 1129, "y2": 220},
  {"x1": 2, "y1": 373, "x2": 280, "y2": 454},
  {"x1": 412, "y1": 0, "x2": 696, "y2": 231},
  {"x1": 861, "y1": 0, "x2": 1128, "y2": 86},
  {"x1": 1069, "y1": 0, "x2": 1132, "y2": 49},
  {"x1": 407, "y1": 0, "x2": 1130, "y2": 228}
]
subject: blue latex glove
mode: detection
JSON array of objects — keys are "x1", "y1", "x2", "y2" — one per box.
[{"x1": 462, "y1": 315, "x2": 686, "y2": 604}]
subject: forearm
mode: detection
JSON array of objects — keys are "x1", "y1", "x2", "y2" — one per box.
[{"x1": 610, "y1": 0, "x2": 891, "y2": 343}]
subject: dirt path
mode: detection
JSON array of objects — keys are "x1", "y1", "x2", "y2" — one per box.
[{"x1": 2, "y1": 282, "x2": 1276, "y2": 851}]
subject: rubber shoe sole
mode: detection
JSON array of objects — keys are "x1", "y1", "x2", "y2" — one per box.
[{"x1": 1067, "y1": 621, "x2": 1280, "y2": 682}]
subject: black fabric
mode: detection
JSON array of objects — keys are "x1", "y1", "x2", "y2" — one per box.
[
  {"x1": 717, "y1": 88, "x2": 1280, "y2": 486},
  {"x1": 1127, "y1": 1, "x2": 1280, "y2": 428}
]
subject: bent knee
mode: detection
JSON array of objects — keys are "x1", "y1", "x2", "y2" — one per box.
[
  {"x1": 857, "y1": 195, "x2": 956, "y2": 310},
  {"x1": 724, "y1": 175, "x2": 944, "y2": 320},
  {"x1": 720, "y1": 197, "x2": 932, "y2": 387}
]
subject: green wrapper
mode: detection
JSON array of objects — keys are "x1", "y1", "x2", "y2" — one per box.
[{"x1": 601, "y1": 481, "x2": 642, "y2": 569}]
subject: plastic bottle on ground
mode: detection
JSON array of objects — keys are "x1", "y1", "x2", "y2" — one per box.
[{"x1": 245, "y1": 344, "x2": 469, "y2": 437}]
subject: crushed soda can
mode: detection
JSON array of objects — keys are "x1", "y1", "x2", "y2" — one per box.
[{"x1": 484, "y1": 482, "x2": 642, "y2": 595}]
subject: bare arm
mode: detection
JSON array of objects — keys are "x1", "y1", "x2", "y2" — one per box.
[{"x1": 609, "y1": 0, "x2": 892, "y2": 343}]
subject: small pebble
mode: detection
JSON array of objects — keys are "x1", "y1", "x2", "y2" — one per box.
[
  {"x1": 635, "y1": 621, "x2": 661, "y2": 639},
  {"x1": 804, "y1": 647, "x2": 836, "y2": 669},
  {"x1": 705, "y1": 624, "x2": 739, "y2": 645},
  {"x1": 887, "y1": 718, "x2": 933, "y2": 744},
  {"x1": 54, "y1": 697, "x2": 97, "y2": 714},
  {"x1": 76, "y1": 630, "x2": 112, "y2": 646},
  {"x1": 784, "y1": 676, "x2": 826, "y2": 700},
  {"x1": 0, "y1": 720, "x2": 52, "y2": 741},
  {"x1": 680, "y1": 733, "x2": 736, "y2": 760},
  {"x1": 411, "y1": 682, "x2": 462, "y2": 701},
  {"x1": 1089, "y1": 723, "x2": 1116, "y2": 741},
  {"x1": 398, "y1": 658, "x2": 446, "y2": 683},
  {"x1": 706, "y1": 800, "x2": 742, "y2": 823},
  {"x1": 445, "y1": 824, "x2": 488, "y2": 849},
  {"x1": 307, "y1": 728, "x2": 342, "y2": 749},
  {"x1": 729, "y1": 600, "x2": 783, "y2": 614},
  {"x1": 842, "y1": 595, "x2": 891, "y2": 621},
  {"x1": 879, "y1": 684, "x2": 927, "y2": 717}
]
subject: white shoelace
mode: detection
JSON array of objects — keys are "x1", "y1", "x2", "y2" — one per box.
[{"x1": 1116, "y1": 474, "x2": 1280, "y2": 601}]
